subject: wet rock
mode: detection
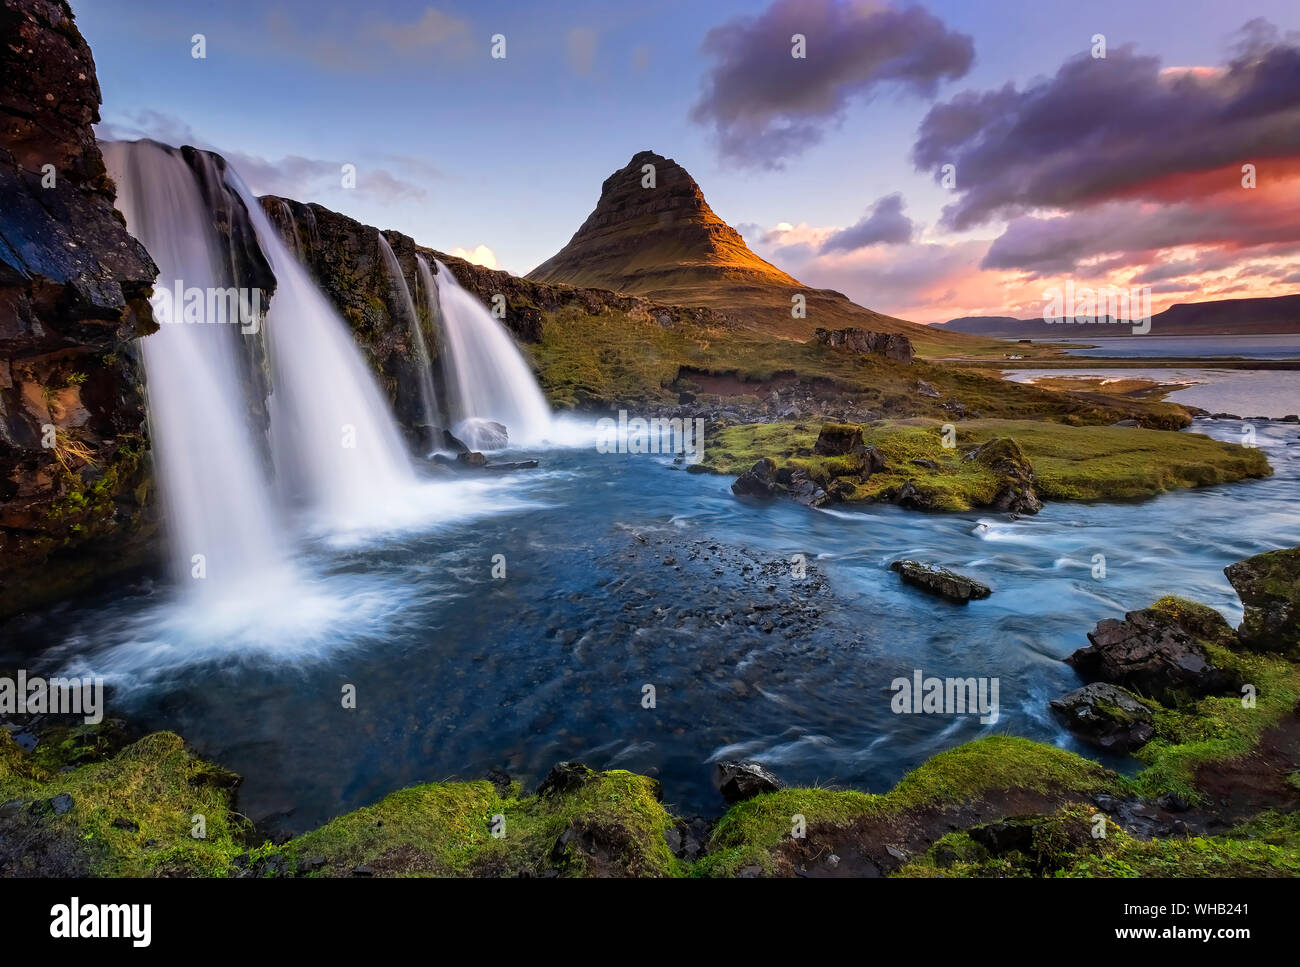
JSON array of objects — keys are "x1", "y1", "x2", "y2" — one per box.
[
  {"x1": 715, "y1": 760, "x2": 784, "y2": 803},
  {"x1": 965, "y1": 437, "x2": 1042, "y2": 514},
  {"x1": 1049, "y1": 682, "x2": 1154, "y2": 753},
  {"x1": 441, "y1": 429, "x2": 470, "y2": 453},
  {"x1": 890, "y1": 560, "x2": 991, "y2": 602},
  {"x1": 814, "y1": 422, "x2": 863, "y2": 456},
  {"x1": 785, "y1": 470, "x2": 831, "y2": 508},
  {"x1": 536, "y1": 761, "x2": 594, "y2": 798},
  {"x1": 731, "y1": 457, "x2": 780, "y2": 498},
  {"x1": 456, "y1": 451, "x2": 488, "y2": 467},
  {"x1": 1224, "y1": 547, "x2": 1300, "y2": 651},
  {"x1": 1067, "y1": 608, "x2": 1238, "y2": 703}
]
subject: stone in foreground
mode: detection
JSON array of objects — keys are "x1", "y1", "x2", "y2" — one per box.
[
  {"x1": 1224, "y1": 547, "x2": 1300, "y2": 651},
  {"x1": 715, "y1": 760, "x2": 783, "y2": 803},
  {"x1": 1050, "y1": 682, "x2": 1155, "y2": 753},
  {"x1": 890, "y1": 560, "x2": 991, "y2": 602}
]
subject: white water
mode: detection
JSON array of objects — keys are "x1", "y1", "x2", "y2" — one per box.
[
  {"x1": 231, "y1": 176, "x2": 417, "y2": 526},
  {"x1": 427, "y1": 258, "x2": 552, "y2": 449},
  {"x1": 377, "y1": 234, "x2": 442, "y2": 435},
  {"x1": 101, "y1": 140, "x2": 290, "y2": 592}
]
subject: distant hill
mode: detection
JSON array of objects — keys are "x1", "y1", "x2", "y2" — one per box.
[
  {"x1": 936, "y1": 294, "x2": 1300, "y2": 338},
  {"x1": 527, "y1": 150, "x2": 994, "y2": 353}
]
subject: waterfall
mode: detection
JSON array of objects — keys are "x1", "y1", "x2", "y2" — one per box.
[
  {"x1": 227, "y1": 176, "x2": 416, "y2": 524},
  {"x1": 425, "y1": 258, "x2": 552, "y2": 449},
  {"x1": 376, "y1": 234, "x2": 443, "y2": 438},
  {"x1": 101, "y1": 140, "x2": 288, "y2": 590}
]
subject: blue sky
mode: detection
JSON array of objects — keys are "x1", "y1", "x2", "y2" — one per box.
[{"x1": 78, "y1": 0, "x2": 1300, "y2": 321}]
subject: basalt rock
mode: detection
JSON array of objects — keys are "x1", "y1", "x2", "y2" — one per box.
[
  {"x1": 731, "y1": 457, "x2": 779, "y2": 498},
  {"x1": 715, "y1": 760, "x2": 783, "y2": 804},
  {"x1": 890, "y1": 560, "x2": 991, "y2": 602},
  {"x1": 813, "y1": 327, "x2": 915, "y2": 364},
  {"x1": 1050, "y1": 682, "x2": 1155, "y2": 753},
  {"x1": 1224, "y1": 547, "x2": 1300, "y2": 651},
  {"x1": 1067, "y1": 608, "x2": 1238, "y2": 703},
  {"x1": 0, "y1": 0, "x2": 160, "y2": 616}
]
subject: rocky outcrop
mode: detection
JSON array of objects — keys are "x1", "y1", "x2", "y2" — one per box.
[
  {"x1": 1066, "y1": 607, "x2": 1238, "y2": 703},
  {"x1": 0, "y1": 0, "x2": 159, "y2": 615},
  {"x1": 964, "y1": 437, "x2": 1042, "y2": 514},
  {"x1": 1225, "y1": 547, "x2": 1300, "y2": 651},
  {"x1": 813, "y1": 327, "x2": 914, "y2": 364},
  {"x1": 890, "y1": 560, "x2": 992, "y2": 602},
  {"x1": 1050, "y1": 682, "x2": 1155, "y2": 753}
]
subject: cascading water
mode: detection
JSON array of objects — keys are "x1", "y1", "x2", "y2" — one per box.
[
  {"x1": 377, "y1": 234, "x2": 443, "y2": 439},
  {"x1": 101, "y1": 140, "x2": 288, "y2": 592},
  {"x1": 232, "y1": 177, "x2": 417, "y2": 525},
  {"x1": 424, "y1": 258, "x2": 552, "y2": 449}
]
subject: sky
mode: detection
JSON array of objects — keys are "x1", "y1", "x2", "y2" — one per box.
[{"x1": 76, "y1": 0, "x2": 1300, "y2": 323}]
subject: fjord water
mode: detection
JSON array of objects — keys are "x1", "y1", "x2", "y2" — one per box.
[
  {"x1": 100, "y1": 140, "x2": 288, "y2": 590},
  {"x1": 429, "y1": 258, "x2": 553, "y2": 449},
  {"x1": 377, "y1": 234, "x2": 443, "y2": 436},
  {"x1": 9, "y1": 418, "x2": 1299, "y2": 833}
]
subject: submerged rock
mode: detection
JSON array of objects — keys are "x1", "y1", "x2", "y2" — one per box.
[
  {"x1": 715, "y1": 760, "x2": 783, "y2": 803},
  {"x1": 1050, "y1": 682, "x2": 1154, "y2": 753},
  {"x1": 890, "y1": 560, "x2": 991, "y2": 602},
  {"x1": 1067, "y1": 608, "x2": 1237, "y2": 703},
  {"x1": 1224, "y1": 547, "x2": 1300, "y2": 651}
]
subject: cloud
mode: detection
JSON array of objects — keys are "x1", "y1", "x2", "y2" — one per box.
[
  {"x1": 566, "y1": 27, "x2": 599, "y2": 76},
  {"x1": 264, "y1": 4, "x2": 472, "y2": 72},
  {"x1": 913, "y1": 19, "x2": 1300, "y2": 230},
  {"x1": 96, "y1": 111, "x2": 429, "y2": 203},
  {"x1": 691, "y1": 0, "x2": 972, "y2": 167},
  {"x1": 820, "y1": 192, "x2": 914, "y2": 251},
  {"x1": 449, "y1": 245, "x2": 499, "y2": 269}
]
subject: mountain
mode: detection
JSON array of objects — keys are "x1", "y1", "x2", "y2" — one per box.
[
  {"x1": 527, "y1": 150, "x2": 988, "y2": 350},
  {"x1": 936, "y1": 294, "x2": 1300, "y2": 338}
]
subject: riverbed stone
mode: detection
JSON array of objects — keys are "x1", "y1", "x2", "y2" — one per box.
[{"x1": 890, "y1": 560, "x2": 991, "y2": 602}]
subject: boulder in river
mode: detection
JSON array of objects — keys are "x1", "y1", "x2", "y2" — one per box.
[
  {"x1": 964, "y1": 437, "x2": 1042, "y2": 514},
  {"x1": 1224, "y1": 547, "x2": 1300, "y2": 651},
  {"x1": 1049, "y1": 682, "x2": 1155, "y2": 753},
  {"x1": 715, "y1": 760, "x2": 784, "y2": 803},
  {"x1": 890, "y1": 560, "x2": 992, "y2": 602},
  {"x1": 1066, "y1": 607, "x2": 1237, "y2": 703},
  {"x1": 732, "y1": 457, "x2": 780, "y2": 497}
]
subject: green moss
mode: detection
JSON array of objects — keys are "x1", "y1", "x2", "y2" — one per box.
[
  {"x1": 284, "y1": 765, "x2": 682, "y2": 878},
  {"x1": 0, "y1": 731, "x2": 252, "y2": 877},
  {"x1": 1129, "y1": 644, "x2": 1300, "y2": 801},
  {"x1": 695, "y1": 736, "x2": 1118, "y2": 876},
  {"x1": 700, "y1": 419, "x2": 1270, "y2": 509}
]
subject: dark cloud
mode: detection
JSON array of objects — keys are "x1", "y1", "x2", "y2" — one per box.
[
  {"x1": 821, "y1": 192, "x2": 914, "y2": 251},
  {"x1": 692, "y1": 0, "x2": 973, "y2": 167},
  {"x1": 913, "y1": 20, "x2": 1300, "y2": 230},
  {"x1": 981, "y1": 196, "x2": 1300, "y2": 277}
]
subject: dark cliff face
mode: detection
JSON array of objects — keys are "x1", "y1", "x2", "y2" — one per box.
[{"x1": 0, "y1": 0, "x2": 160, "y2": 615}]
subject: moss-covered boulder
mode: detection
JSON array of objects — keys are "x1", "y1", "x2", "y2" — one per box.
[
  {"x1": 1050, "y1": 682, "x2": 1155, "y2": 753},
  {"x1": 1225, "y1": 547, "x2": 1300, "y2": 652}
]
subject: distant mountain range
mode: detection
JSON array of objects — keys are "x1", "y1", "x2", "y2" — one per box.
[{"x1": 935, "y1": 294, "x2": 1300, "y2": 338}]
